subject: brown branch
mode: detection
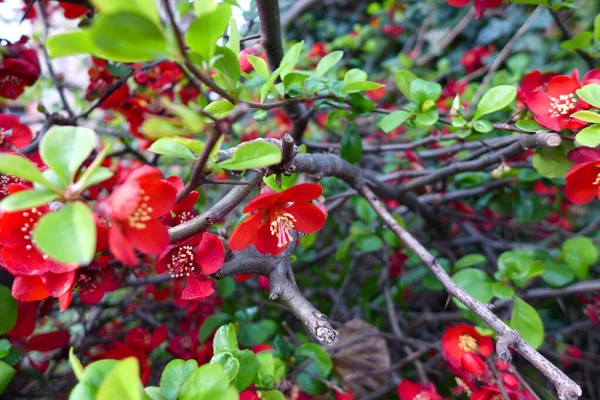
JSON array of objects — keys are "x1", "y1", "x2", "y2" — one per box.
[{"x1": 357, "y1": 185, "x2": 582, "y2": 400}]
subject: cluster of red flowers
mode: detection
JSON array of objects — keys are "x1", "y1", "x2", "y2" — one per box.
[
  {"x1": 446, "y1": 0, "x2": 502, "y2": 19},
  {"x1": 0, "y1": 36, "x2": 41, "y2": 100},
  {"x1": 399, "y1": 324, "x2": 536, "y2": 400},
  {"x1": 461, "y1": 45, "x2": 495, "y2": 73}
]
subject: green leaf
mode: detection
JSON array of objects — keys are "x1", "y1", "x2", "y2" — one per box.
[
  {"x1": 186, "y1": 4, "x2": 232, "y2": 63},
  {"x1": 340, "y1": 124, "x2": 362, "y2": 164},
  {"x1": 395, "y1": 70, "x2": 417, "y2": 102},
  {"x1": 164, "y1": 101, "x2": 205, "y2": 133},
  {"x1": 344, "y1": 81, "x2": 384, "y2": 93},
  {"x1": 0, "y1": 285, "x2": 17, "y2": 335},
  {"x1": 47, "y1": 30, "x2": 94, "y2": 58},
  {"x1": 380, "y1": 110, "x2": 411, "y2": 133},
  {"x1": 238, "y1": 320, "x2": 277, "y2": 347},
  {"x1": 91, "y1": 0, "x2": 160, "y2": 25},
  {"x1": 0, "y1": 189, "x2": 59, "y2": 212},
  {"x1": 415, "y1": 110, "x2": 439, "y2": 126},
  {"x1": 410, "y1": 79, "x2": 442, "y2": 106},
  {"x1": 149, "y1": 138, "x2": 198, "y2": 160},
  {"x1": 511, "y1": 296, "x2": 544, "y2": 349},
  {"x1": 595, "y1": 14, "x2": 600, "y2": 47},
  {"x1": 575, "y1": 124, "x2": 600, "y2": 147},
  {"x1": 210, "y1": 352, "x2": 239, "y2": 381},
  {"x1": 97, "y1": 358, "x2": 141, "y2": 400},
  {"x1": 473, "y1": 85, "x2": 516, "y2": 121},
  {"x1": 473, "y1": 119, "x2": 493, "y2": 133},
  {"x1": 491, "y1": 282, "x2": 514, "y2": 300},
  {"x1": 253, "y1": 110, "x2": 268, "y2": 121},
  {"x1": 81, "y1": 360, "x2": 119, "y2": 388},
  {"x1": 576, "y1": 84, "x2": 600, "y2": 108},
  {"x1": 199, "y1": 313, "x2": 232, "y2": 343},
  {"x1": 344, "y1": 68, "x2": 367, "y2": 85},
  {"x1": 356, "y1": 235, "x2": 382, "y2": 252},
  {"x1": 204, "y1": 100, "x2": 234, "y2": 118},
  {"x1": 227, "y1": 19, "x2": 239, "y2": 55},
  {"x1": 140, "y1": 116, "x2": 187, "y2": 139},
  {"x1": 217, "y1": 141, "x2": 281, "y2": 170},
  {"x1": 69, "y1": 348, "x2": 85, "y2": 382},
  {"x1": 40, "y1": 126, "x2": 96, "y2": 185},
  {"x1": 213, "y1": 46, "x2": 241, "y2": 89},
  {"x1": 213, "y1": 323, "x2": 239, "y2": 353},
  {"x1": 233, "y1": 350, "x2": 257, "y2": 391},
  {"x1": 0, "y1": 361, "x2": 16, "y2": 395},
  {"x1": 294, "y1": 344, "x2": 332, "y2": 377},
  {"x1": 571, "y1": 111, "x2": 600, "y2": 124},
  {"x1": 263, "y1": 391, "x2": 286, "y2": 400},
  {"x1": 160, "y1": 359, "x2": 198, "y2": 400},
  {"x1": 561, "y1": 31, "x2": 592, "y2": 51},
  {"x1": 532, "y1": 143, "x2": 574, "y2": 179},
  {"x1": 69, "y1": 383, "x2": 98, "y2": 400},
  {"x1": 283, "y1": 71, "x2": 311, "y2": 89},
  {"x1": 452, "y1": 268, "x2": 494, "y2": 307},
  {"x1": 316, "y1": 51, "x2": 343, "y2": 78},
  {"x1": 0, "y1": 154, "x2": 58, "y2": 190},
  {"x1": 91, "y1": 13, "x2": 168, "y2": 62},
  {"x1": 279, "y1": 42, "x2": 304, "y2": 79},
  {"x1": 515, "y1": 119, "x2": 543, "y2": 132},
  {"x1": 32, "y1": 202, "x2": 96, "y2": 265},
  {"x1": 455, "y1": 254, "x2": 487, "y2": 270},
  {"x1": 78, "y1": 167, "x2": 113, "y2": 192},
  {"x1": 247, "y1": 55, "x2": 269, "y2": 79},
  {"x1": 562, "y1": 236, "x2": 598, "y2": 280},
  {"x1": 179, "y1": 364, "x2": 229, "y2": 400},
  {"x1": 0, "y1": 340, "x2": 10, "y2": 358},
  {"x1": 145, "y1": 387, "x2": 168, "y2": 400},
  {"x1": 542, "y1": 260, "x2": 574, "y2": 288}
]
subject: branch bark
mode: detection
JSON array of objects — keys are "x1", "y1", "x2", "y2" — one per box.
[{"x1": 357, "y1": 185, "x2": 582, "y2": 400}]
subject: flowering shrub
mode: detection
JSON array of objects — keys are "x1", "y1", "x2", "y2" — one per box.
[{"x1": 0, "y1": 0, "x2": 598, "y2": 399}]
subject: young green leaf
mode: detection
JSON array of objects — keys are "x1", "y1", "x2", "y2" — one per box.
[
  {"x1": 473, "y1": 85, "x2": 516, "y2": 121},
  {"x1": 294, "y1": 343, "x2": 332, "y2": 377},
  {"x1": 0, "y1": 154, "x2": 58, "y2": 190},
  {"x1": 47, "y1": 30, "x2": 94, "y2": 58},
  {"x1": 575, "y1": 124, "x2": 600, "y2": 147},
  {"x1": 316, "y1": 51, "x2": 343, "y2": 79},
  {"x1": 213, "y1": 323, "x2": 238, "y2": 353},
  {"x1": 186, "y1": 4, "x2": 232, "y2": 64},
  {"x1": 69, "y1": 348, "x2": 85, "y2": 382},
  {"x1": 340, "y1": 125, "x2": 363, "y2": 164},
  {"x1": 0, "y1": 189, "x2": 59, "y2": 212},
  {"x1": 247, "y1": 55, "x2": 269, "y2": 79},
  {"x1": 344, "y1": 81, "x2": 384, "y2": 93},
  {"x1": 227, "y1": 19, "x2": 239, "y2": 55},
  {"x1": 395, "y1": 70, "x2": 417, "y2": 102},
  {"x1": 96, "y1": 357, "x2": 142, "y2": 400},
  {"x1": 160, "y1": 359, "x2": 198, "y2": 400},
  {"x1": 279, "y1": 41, "x2": 304, "y2": 79},
  {"x1": 40, "y1": 126, "x2": 96, "y2": 185},
  {"x1": 562, "y1": 236, "x2": 598, "y2": 280},
  {"x1": 0, "y1": 285, "x2": 17, "y2": 335},
  {"x1": 32, "y1": 202, "x2": 96, "y2": 265},
  {"x1": 410, "y1": 79, "x2": 441, "y2": 106},
  {"x1": 511, "y1": 296, "x2": 544, "y2": 349},
  {"x1": 0, "y1": 361, "x2": 16, "y2": 395},
  {"x1": 149, "y1": 137, "x2": 199, "y2": 160},
  {"x1": 571, "y1": 111, "x2": 600, "y2": 124},
  {"x1": 217, "y1": 141, "x2": 281, "y2": 170},
  {"x1": 179, "y1": 364, "x2": 230, "y2": 400},
  {"x1": 91, "y1": 0, "x2": 160, "y2": 25},
  {"x1": 210, "y1": 352, "x2": 240, "y2": 381},
  {"x1": 576, "y1": 84, "x2": 600, "y2": 108}
]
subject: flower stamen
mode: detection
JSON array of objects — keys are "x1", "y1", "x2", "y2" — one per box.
[
  {"x1": 269, "y1": 213, "x2": 296, "y2": 248},
  {"x1": 458, "y1": 334, "x2": 479, "y2": 352}
]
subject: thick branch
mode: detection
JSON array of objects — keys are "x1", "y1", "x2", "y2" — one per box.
[{"x1": 358, "y1": 185, "x2": 582, "y2": 400}]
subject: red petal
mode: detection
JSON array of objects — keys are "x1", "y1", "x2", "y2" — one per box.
[
  {"x1": 446, "y1": 0, "x2": 470, "y2": 5},
  {"x1": 461, "y1": 352, "x2": 486, "y2": 375},
  {"x1": 568, "y1": 148, "x2": 600, "y2": 164},
  {"x1": 109, "y1": 225, "x2": 138, "y2": 265},
  {"x1": 235, "y1": 273, "x2": 253, "y2": 282},
  {"x1": 478, "y1": 336, "x2": 493, "y2": 356},
  {"x1": 59, "y1": 290, "x2": 72, "y2": 311},
  {"x1": 1, "y1": 246, "x2": 51, "y2": 276},
  {"x1": 0, "y1": 114, "x2": 20, "y2": 130},
  {"x1": 42, "y1": 271, "x2": 75, "y2": 297},
  {"x1": 547, "y1": 76, "x2": 579, "y2": 97},
  {"x1": 7, "y1": 124, "x2": 33, "y2": 148},
  {"x1": 279, "y1": 183, "x2": 323, "y2": 203},
  {"x1": 243, "y1": 192, "x2": 282, "y2": 213},
  {"x1": 534, "y1": 114, "x2": 562, "y2": 132},
  {"x1": 140, "y1": 180, "x2": 177, "y2": 218},
  {"x1": 181, "y1": 275, "x2": 214, "y2": 300},
  {"x1": 124, "y1": 219, "x2": 170, "y2": 255},
  {"x1": 285, "y1": 203, "x2": 326, "y2": 234},
  {"x1": 228, "y1": 213, "x2": 263, "y2": 251},
  {"x1": 177, "y1": 191, "x2": 199, "y2": 213},
  {"x1": 127, "y1": 165, "x2": 163, "y2": 183},
  {"x1": 255, "y1": 219, "x2": 285, "y2": 255},
  {"x1": 582, "y1": 69, "x2": 600, "y2": 85},
  {"x1": 151, "y1": 325, "x2": 169, "y2": 347},
  {"x1": 565, "y1": 162, "x2": 600, "y2": 204},
  {"x1": 26, "y1": 330, "x2": 70, "y2": 352},
  {"x1": 166, "y1": 176, "x2": 184, "y2": 192},
  {"x1": 12, "y1": 276, "x2": 50, "y2": 301},
  {"x1": 109, "y1": 182, "x2": 141, "y2": 221},
  {"x1": 398, "y1": 380, "x2": 421, "y2": 400},
  {"x1": 525, "y1": 91, "x2": 552, "y2": 116},
  {"x1": 195, "y1": 232, "x2": 224, "y2": 275}
]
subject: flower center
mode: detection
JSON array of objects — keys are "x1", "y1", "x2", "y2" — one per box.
[
  {"x1": 74, "y1": 271, "x2": 99, "y2": 293},
  {"x1": 414, "y1": 393, "x2": 432, "y2": 400},
  {"x1": 269, "y1": 212, "x2": 296, "y2": 248},
  {"x1": 455, "y1": 377, "x2": 472, "y2": 397},
  {"x1": 166, "y1": 245, "x2": 196, "y2": 278},
  {"x1": 548, "y1": 94, "x2": 577, "y2": 116},
  {"x1": 458, "y1": 334, "x2": 479, "y2": 353},
  {"x1": 127, "y1": 189, "x2": 153, "y2": 229},
  {"x1": 0, "y1": 174, "x2": 23, "y2": 195},
  {"x1": 593, "y1": 172, "x2": 600, "y2": 186}
]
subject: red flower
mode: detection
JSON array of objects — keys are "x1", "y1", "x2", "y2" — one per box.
[
  {"x1": 564, "y1": 159, "x2": 600, "y2": 204},
  {"x1": 25, "y1": 330, "x2": 70, "y2": 352},
  {"x1": 228, "y1": 183, "x2": 326, "y2": 255},
  {"x1": 366, "y1": 85, "x2": 387, "y2": 102},
  {"x1": 441, "y1": 324, "x2": 493, "y2": 370},
  {"x1": 517, "y1": 71, "x2": 557, "y2": 104},
  {"x1": 309, "y1": 42, "x2": 329, "y2": 58},
  {"x1": 335, "y1": 390, "x2": 355, "y2": 400},
  {"x1": 472, "y1": 386, "x2": 519, "y2": 400},
  {"x1": 461, "y1": 45, "x2": 493, "y2": 73},
  {"x1": 0, "y1": 114, "x2": 33, "y2": 151},
  {"x1": 59, "y1": 2, "x2": 88, "y2": 19},
  {"x1": 238, "y1": 45, "x2": 262, "y2": 74},
  {"x1": 164, "y1": 176, "x2": 198, "y2": 226},
  {"x1": 383, "y1": 24, "x2": 404, "y2": 39},
  {"x1": 398, "y1": 380, "x2": 444, "y2": 400},
  {"x1": 446, "y1": 0, "x2": 502, "y2": 19},
  {"x1": 460, "y1": 352, "x2": 487, "y2": 376},
  {"x1": 525, "y1": 69, "x2": 600, "y2": 131},
  {"x1": 157, "y1": 231, "x2": 224, "y2": 300},
  {"x1": 0, "y1": 36, "x2": 41, "y2": 99},
  {"x1": 102, "y1": 166, "x2": 176, "y2": 265}
]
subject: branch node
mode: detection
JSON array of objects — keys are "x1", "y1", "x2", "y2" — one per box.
[
  {"x1": 312, "y1": 312, "x2": 338, "y2": 345},
  {"x1": 496, "y1": 328, "x2": 520, "y2": 363}
]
